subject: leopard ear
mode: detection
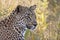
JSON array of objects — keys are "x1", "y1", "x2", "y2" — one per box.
[
  {"x1": 29, "y1": 5, "x2": 36, "y2": 10},
  {"x1": 15, "y1": 5, "x2": 22, "y2": 12}
]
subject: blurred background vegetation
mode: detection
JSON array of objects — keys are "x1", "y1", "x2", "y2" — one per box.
[{"x1": 0, "y1": 0, "x2": 60, "y2": 40}]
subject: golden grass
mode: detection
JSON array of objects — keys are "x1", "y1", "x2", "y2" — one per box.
[{"x1": 0, "y1": 0, "x2": 60, "y2": 40}]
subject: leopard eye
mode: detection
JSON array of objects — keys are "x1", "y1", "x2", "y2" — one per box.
[
  {"x1": 25, "y1": 14, "x2": 29, "y2": 17},
  {"x1": 26, "y1": 16, "x2": 31, "y2": 21}
]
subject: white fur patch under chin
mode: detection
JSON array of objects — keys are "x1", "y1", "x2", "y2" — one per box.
[
  {"x1": 21, "y1": 29, "x2": 27, "y2": 37},
  {"x1": 21, "y1": 28, "x2": 27, "y2": 40}
]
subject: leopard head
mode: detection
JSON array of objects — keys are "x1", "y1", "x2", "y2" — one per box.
[{"x1": 14, "y1": 5, "x2": 37, "y2": 30}]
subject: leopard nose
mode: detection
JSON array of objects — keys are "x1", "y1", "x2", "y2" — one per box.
[
  {"x1": 33, "y1": 22, "x2": 37, "y2": 26},
  {"x1": 34, "y1": 23, "x2": 37, "y2": 26},
  {"x1": 34, "y1": 24, "x2": 37, "y2": 26}
]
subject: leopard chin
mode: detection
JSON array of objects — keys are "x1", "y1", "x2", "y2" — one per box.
[{"x1": 26, "y1": 25, "x2": 36, "y2": 30}]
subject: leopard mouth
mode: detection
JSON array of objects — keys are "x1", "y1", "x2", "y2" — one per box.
[
  {"x1": 30, "y1": 26, "x2": 36, "y2": 30},
  {"x1": 26, "y1": 25, "x2": 36, "y2": 30}
]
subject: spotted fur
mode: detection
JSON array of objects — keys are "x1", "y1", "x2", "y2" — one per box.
[{"x1": 0, "y1": 5, "x2": 37, "y2": 40}]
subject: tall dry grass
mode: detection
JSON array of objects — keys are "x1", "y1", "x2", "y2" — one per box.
[{"x1": 0, "y1": 0, "x2": 60, "y2": 40}]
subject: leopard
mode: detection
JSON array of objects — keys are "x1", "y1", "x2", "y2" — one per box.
[{"x1": 0, "y1": 5, "x2": 37, "y2": 40}]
